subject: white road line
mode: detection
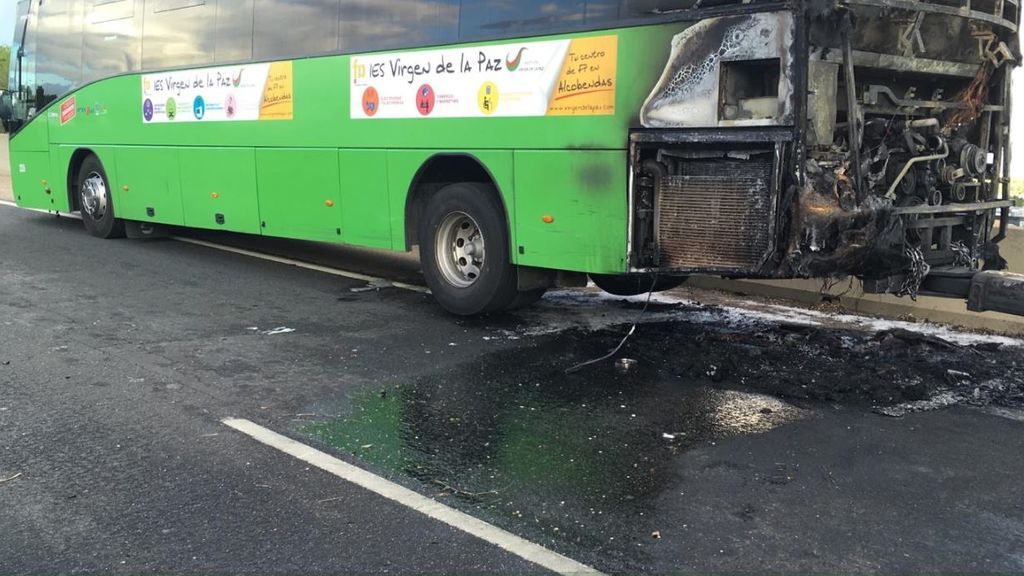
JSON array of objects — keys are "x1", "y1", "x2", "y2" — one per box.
[
  {"x1": 222, "y1": 418, "x2": 604, "y2": 576},
  {"x1": 0, "y1": 200, "x2": 81, "y2": 219},
  {"x1": 0, "y1": 201, "x2": 426, "y2": 293},
  {"x1": 171, "y1": 236, "x2": 428, "y2": 293}
]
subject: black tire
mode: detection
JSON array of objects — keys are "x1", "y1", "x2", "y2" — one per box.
[
  {"x1": 77, "y1": 155, "x2": 125, "y2": 239},
  {"x1": 590, "y1": 273, "x2": 687, "y2": 296},
  {"x1": 419, "y1": 182, "x2": 522, "y2": 315}
]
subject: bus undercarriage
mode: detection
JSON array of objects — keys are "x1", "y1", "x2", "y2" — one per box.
[{"x1": 627, "y1": 0, "x2": 1023, "y2": 315}]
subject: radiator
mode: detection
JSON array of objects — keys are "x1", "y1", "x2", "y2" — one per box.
[{"x1": 656, "y1": 160, "x2": 774, "y2": 272}]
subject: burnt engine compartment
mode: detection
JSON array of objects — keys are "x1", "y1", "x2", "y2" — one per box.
[{"x1": 630, "y1": 1, "x2": 1018, "y2": 298}]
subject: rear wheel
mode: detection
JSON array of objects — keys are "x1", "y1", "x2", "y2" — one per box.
[
  {"x1": 77, "y1": 155, "x2": 125, "y2": 239},
  {"x1": 590, "y1": 273, "x2": 687, "y2": 296},
  {"x1": 419, "y1": 182, "x2": 530, "y2": 315}
]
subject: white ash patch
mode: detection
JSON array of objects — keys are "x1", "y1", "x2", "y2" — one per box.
[{"x1": 534, "y1": 288, "x2": 1023, "y2": 348}]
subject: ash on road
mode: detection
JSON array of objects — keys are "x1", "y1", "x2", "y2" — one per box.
[{"x1": 1, "y1": 205, "x2": 1023, "y2": 574}]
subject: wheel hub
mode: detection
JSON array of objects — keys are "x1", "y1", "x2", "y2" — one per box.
[
  {"x1": 80, "y1": 172, "x2": 107, "y2": 219},
  {"x1": 436, "y1": 211, "x2": 485, "y2": 288}
]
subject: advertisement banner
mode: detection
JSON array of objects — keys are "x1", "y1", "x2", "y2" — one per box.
[
  {"x1": 350, "y1": 36, "x2": 617, "y2": 120},
  {"x1": 141, "y1": 61, "x2": 294, "y2": 123}
]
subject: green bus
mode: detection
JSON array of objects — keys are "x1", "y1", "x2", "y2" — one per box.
[{"x1": 7, "y1": 0, "x2": 1024, "y2": 315}]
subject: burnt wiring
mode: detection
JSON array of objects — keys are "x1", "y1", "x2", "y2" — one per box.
[
  {"x1": 565, "y1": 274, "x2": 658, "y2": 374},
  {"x1": 945, "y1": 61, "x2": 993, "y2": 130},
  {"x1": 951, "y1": 240, "x2": 977, "y2": 268},
  {"x1": 896, "y1": 244, "x2": 931, "y2": 300}
]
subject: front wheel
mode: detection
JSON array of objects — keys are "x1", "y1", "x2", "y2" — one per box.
[
  {"x1": 77, "y1": 155, "x2": 125, "y2": 239},
  {"x1": 419, "y1": 183, "x2": 526, "y2": 315}
]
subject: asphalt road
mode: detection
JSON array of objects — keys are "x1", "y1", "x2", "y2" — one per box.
[{"x1": 2, "y1": 204, "x2": 1024, "y2": 574}]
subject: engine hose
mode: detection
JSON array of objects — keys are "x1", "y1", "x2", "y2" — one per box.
[{"x1": 885, "y1": 142, "x2": 949, "y2": 200}]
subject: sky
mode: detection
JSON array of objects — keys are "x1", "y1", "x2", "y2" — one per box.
[
  {"x1": 0, "y1": 6, "x2": 1022, "y2": 177},
  {"x1": 1, "y1": 1, "x2": 15, "y2": 46}
]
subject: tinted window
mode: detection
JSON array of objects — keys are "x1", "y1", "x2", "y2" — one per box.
[
  {"x1": 82, "y1": 0, "x2": 142, "y2": 83},
  {"x1": 338, "y1": 0, "x2": 458, "y2": 53},
  {"x1": 10, "y1": 1, "x2": 35, "y2": 99},
  {"x1": 253, "y1": 0, "x2": 339, "y2": 61},
  {"x1": 35, "y1": 0, "x2": 83, "y2": 103},
  {"x1": 459, "y1": 0, "x2": 586, "y2": 40},
  {"x1": 584, "y1": 0, "x2": 621, "y2": 22},
  {"x1": 141, "y1": 0, "x2": 216, "y2": 69},
  {"x1": 619, "y1": 0, "x2": 705, "y2": 16},
  {"x1": 214, "y1": 0, "x2": 254, "y2": 63}
]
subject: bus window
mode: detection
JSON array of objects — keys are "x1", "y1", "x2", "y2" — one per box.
[
  {"x1": 338, "y1": 0, "x2": 459, "y2": 53},
  {"x1": 82, "y1": 0, "x2": 142, "y2": 83},
  {"x1": 142, "y1": 0, "x2": 215, "y2": 69},
  {"x1": 253, "y1": 0, "x2": 339, "y2": 61},
  {"x1": 459, "y1": 0, "x2": 586, "y2": 40},
  {"x1": 7, "y1": 0, "x2": 35, "y2": 130},
  {"x1": 214, "y1": 0, "x2": 254, "y2": 64},
  {"x1": 583, "y1": 0, "x2": 621, "y2": 22},
  {"x1": 35, "y1": 0, "x2": 83, "y2": 104}
]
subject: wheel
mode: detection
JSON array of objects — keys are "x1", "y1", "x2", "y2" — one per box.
[
  {"x1": 77, "y1": 155, "x2": 125, "y2": 239},
  {"x1": 590, "y1": 273, "x2": 687, "y2": 296},
  {"x1": 419, "y1": 182, "x2": 523, "y2": 315}
]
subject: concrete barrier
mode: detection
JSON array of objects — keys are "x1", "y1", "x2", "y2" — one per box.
[{"x1": 689, "y1": 227, "x2": 1024, "y2": 335}]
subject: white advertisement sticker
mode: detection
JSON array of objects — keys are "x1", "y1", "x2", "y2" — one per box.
[
  {"x1": 141, "y1": 61, "x2": 294, "y2": 123},
  {"x1": 350, "y1": 36, "x2": 618, "y2": 119}
]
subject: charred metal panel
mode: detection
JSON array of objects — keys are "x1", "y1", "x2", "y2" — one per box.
[
  {"x1": 656, "y1": 159, "x2": 774, "y2": 272},
  {"x1": 806, "y1": 59, "x2": 839, "y2": 147},
  {"x1": 640, "y1": 11, "x2": 795, "y2": 128}
]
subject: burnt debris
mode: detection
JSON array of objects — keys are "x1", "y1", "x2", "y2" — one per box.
[{"x1": 627, "y1": 0, "x2": 1018, "y2": 301}]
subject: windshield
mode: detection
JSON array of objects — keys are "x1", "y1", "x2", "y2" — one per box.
[{"x1": 6, "y1": 0, "x2": 34, "y2": 132}]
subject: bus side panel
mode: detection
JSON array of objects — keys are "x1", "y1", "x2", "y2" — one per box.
[
  {"x1": 385, "y1": 150, "x2": 516, "y2": 253},
  {"x1": 10, "y1": 151, "x2": 53, "y2": 210},
  {"x1": 179, "y1": 148, "x2": 261, "y2": 235},
  {"x1": 10, "y1": 117, "x2": 54, "y2": 210},
  {"x1": 255, "y1": 148, "x2": 342, "y2": 243},
  {"x1": 48, "y1": 145, "x2": 75, "y2": 213},
  {"x1": 513, "y1": 150, "x2": 628, "y2": 275},
  {"x1": 339, "y1": 150, "x2": 392, "y2": 250},
  {"x1": 114, "y1": 147, "x2": 185, "y2": 226},
  {"x1": 11, "y1": 112, "x2": 50, "y2": 153}
]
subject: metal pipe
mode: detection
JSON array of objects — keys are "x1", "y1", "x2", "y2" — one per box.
[
  {"x1": 842, "y1": 23, "x2": 864, "y2": 202},
  {"x1": 907, "y1": 118, "x2": 940, "y2": 130},
  {"x1": 884, "y1": 142, "x2": 949, "y2": 200},
  {"x1": 996, "y1": 65, "x2": 1012, "y2": 242}
]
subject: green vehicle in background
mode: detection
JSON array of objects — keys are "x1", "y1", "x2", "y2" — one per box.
[{"x1": 7, "y1": 0, "x2": 1024, "y2": 316}]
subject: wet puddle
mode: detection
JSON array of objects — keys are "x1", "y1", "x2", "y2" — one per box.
[
  {"x1": 301, "y1": 312, "x2": 1024, "y2": 568},
  {"x1": 302, "y1": 322, "x2": 822, "y2": 564}
]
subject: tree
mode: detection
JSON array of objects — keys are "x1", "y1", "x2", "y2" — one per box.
[{"x1": 0, "y1": 45, "x2": 9, "y2": 91}]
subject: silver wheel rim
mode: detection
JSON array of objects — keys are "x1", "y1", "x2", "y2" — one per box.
[
  {"x1": 435, "y1": 211, "x2": 485, "y2": 288},
  {"x1": 80, "y1": 171, "x2": 107, "y2": 220}
]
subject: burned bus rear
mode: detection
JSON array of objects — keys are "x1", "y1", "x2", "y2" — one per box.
[{"x1": 629, "y1": 0, "x2": 1021, "y2": 312}]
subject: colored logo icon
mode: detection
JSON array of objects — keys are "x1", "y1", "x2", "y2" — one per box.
[
  {"x1": 362, "y1": 87, "x2": 379, "y2": 117},
  {"x1": 506, "y1": 48, "x2": 527, "y2": 71},
  {"x1": 193, "y1": 95, "x2": 206, "y2": 120},
  {"x1": 477, "y1": 81, "x2": 499, "y2": 115},
  {"x1": 416, "y1": 84, "x2": 435, "y2": 116},
  {"x1": 143, "y1": 98, "x2": 154, "y2": 122},
  {"x1": 165, "y1": 98, "x2": 177, "y2": 121},
  {"x1": 225, "y1": 94, "x2": 237, "y2": 119}
]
